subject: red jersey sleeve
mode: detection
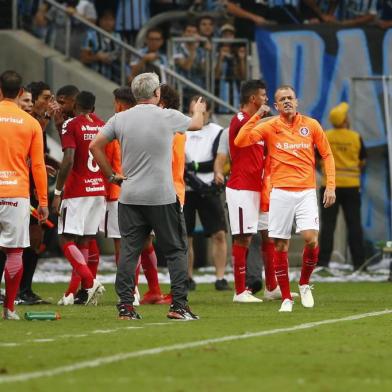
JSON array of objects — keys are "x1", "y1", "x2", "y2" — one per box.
[{"x1": 60, "y1": 118, "x2": 77, "y2": 150}]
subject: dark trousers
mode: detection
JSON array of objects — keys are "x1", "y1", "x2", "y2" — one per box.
[
  {"x1": 116, "y1": 201, "x2": 188, "y2": 307},
  {"x1": 319, "y1": 187, "x2": 365, "y2": 269}
]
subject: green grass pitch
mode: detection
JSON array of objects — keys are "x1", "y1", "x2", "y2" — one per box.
[{"x1": 1, "y1": 282, "x2": 392, "y2": 391}]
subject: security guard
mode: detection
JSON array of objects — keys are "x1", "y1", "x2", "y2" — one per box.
[{"x1": 319, "y1": 102, "x2": 367, "y2": 270}]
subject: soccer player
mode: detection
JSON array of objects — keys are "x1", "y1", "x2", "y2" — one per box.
[
  {"x1": 0, "y1": 70, "x2": 48, "y2": 320},
  {"x1": 235, "y1": 85, "x2": 336, "y2": 312},
  {"x1": 51, "y1": 91, "x2": 105, "y2": 306},
  {"x1": 18, "y1": 87, "x2": 33, "y2": 114},
  {"x1": 225, "y1": 80, "x2": 276, "y2": 303},
  {"x1": 54, "y1": 85, "x2": 80, "y2": 134}
]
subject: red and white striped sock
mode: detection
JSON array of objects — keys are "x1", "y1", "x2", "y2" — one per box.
[
  {"x1": 141, "y1": 245, "x2": 160, "y2": 294},
  {"x1": 4, "y1": 248, "x2": 23, "y2": 312},
  {"x1": 232, "y1": 244, "x2": 247, "y2": 295},
  {"x1": 262, "y1": 240, "x2": 278, "y2": 292},
  {"x1": 299, "y1": 245, "x2": 319, "y2": 286},
  {"x1": 62, "y1": 242, "x2": 93, "y2": 289},
  {"x1": 274, "y1": 250, "x2": 292, "y2": 300},
  {"x1": 87, "y1": 239, "x2": 99, "y2": 278},
  {"x1": 65, "y1": 269, "x2": 81, "y2": 296}
]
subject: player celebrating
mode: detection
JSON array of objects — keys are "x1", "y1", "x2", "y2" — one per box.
[
  {"x1": 0, "y1": 70, "x2": 48, "y2": 320},
  {"x1": 235, "y1": 85, "x2": 336, "y2": 312},
  {"x1": 52, "y1": 91, "x2": 105, "y2": 306}
]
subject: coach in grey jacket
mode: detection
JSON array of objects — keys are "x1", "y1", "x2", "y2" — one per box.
[{"x1": 90, "y1": 72, "x2": 206, "y2": 320}]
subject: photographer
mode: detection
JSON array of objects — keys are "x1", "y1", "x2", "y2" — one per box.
[{"x1": 184, "y1": 97, "x2": 229, "y2": 291}]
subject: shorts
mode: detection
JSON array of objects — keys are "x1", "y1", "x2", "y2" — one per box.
[
  {"x1": 184, "y1": 191, "x2": 227, "y2": 236},
  {"x1": 257, "y1": 211, "x2": 269, "y2": 231},
  {"x1": 99, "y1": 200, "x2": 120, "y2": 239},
  {"x1": 226, "y1": 187, "x2": 260, "y2": 235},
  {"x1": 58, "y1": 196, "x2": 106, "y2": 236},
  {"x1": 268, "y1": 188, "x2": 319, "y2": 239},
  {"x1": 0, "y1": 198, "x2": 30, "y2": 248}
]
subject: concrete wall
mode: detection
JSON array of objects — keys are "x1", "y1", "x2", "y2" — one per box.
[{"x1": 0, "y1": 30, "x2": 118, "y2": 121}]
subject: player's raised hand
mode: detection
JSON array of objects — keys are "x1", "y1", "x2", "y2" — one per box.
[
  {"x1": 193, "y1": 97, "x2": 207, "y2": 114},
  {"x1": 323, "y1": 188, "x2": 336, "y2": 208},
  {"x1": 256, "y1": 104, "x2": 270, "y2": 117}
]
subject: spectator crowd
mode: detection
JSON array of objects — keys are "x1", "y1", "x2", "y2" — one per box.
[{"x1": 10, "y1": 0, "x2": 391, "y2": 110}]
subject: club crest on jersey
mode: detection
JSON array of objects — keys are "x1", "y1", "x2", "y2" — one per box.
[{"x1": 299, "y1": 127, "x2": 309, "y2": 136}]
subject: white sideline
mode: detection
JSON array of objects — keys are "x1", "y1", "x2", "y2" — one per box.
[{"x1": 1, "y1": 309, "x2": 391, "y2": 384}]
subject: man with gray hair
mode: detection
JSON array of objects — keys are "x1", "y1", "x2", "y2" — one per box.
[{"x1": 90, "y1": 73, "x2": 206, "y2": 320}]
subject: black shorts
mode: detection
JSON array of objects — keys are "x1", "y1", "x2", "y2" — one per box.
[{"x1": 184, "y1": 191, "x2": 227, "y2": 237}]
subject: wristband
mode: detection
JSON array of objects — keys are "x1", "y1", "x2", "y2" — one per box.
[
  {"x1": 54, "y1": 188, "x2": 62, "y2": 196},
  {"x1": 108, "y1": 173, "x2": 116, "y2": 183}
]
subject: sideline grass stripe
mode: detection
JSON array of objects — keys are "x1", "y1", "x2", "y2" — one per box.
[{"x1": 1, "y1": 309, "x2": 391, "y2": 384}]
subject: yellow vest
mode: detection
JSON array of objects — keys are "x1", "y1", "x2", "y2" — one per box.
[{"x1": 322, "y1": 128, "x2": 362, "y2": 187}]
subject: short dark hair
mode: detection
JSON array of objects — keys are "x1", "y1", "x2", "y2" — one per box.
[
  {"x1": 146, "y1": 28, "x2": 164, "y2": 37},
  {"x1": 159, "y1": 84, "x2": 180, "y2": 110},
  {"x1": 28, "y1": 81, "x2": 51, "y2": 102},
  {"x1": 113, "y1": 87, "x2": 136, "y2": 106},
  {"x1": 75, "y1": 91, "x2": 95, "y2": 111},
  {"x1": 0, "y1": 70, "x2": 23, "y2": 99},
  {"x1": 189, "y1": 95, "x2": 211, "y2": 112},
  {"x1": 56, "y1": 85, "x2": 79, "y2": 98},
  {"x1": 197, "y1": 15, "x2": 214, "y2": 25},
  {"x1": 240, "y1": 80, "x2": 267, "y2": 105},
  {"x1": 184, "y1": 22, "x2": 198, "y2": 30},
  {"x1": 99, "y1": 8, "x2": 115, "y2": 20}
]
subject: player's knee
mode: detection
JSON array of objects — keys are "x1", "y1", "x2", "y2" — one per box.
[
  {"x1": 234, "y1": 234, "x2": 252, "y2": 248},
  {"x1": 212, "y1": 230, "x2": 226, "y2": 244},
  {"x1": 304, "y1": 236, "x2": 318, "y2": 249},
  {"x1": 274, "y1": 239, "x2": 289, "y2": 252}
]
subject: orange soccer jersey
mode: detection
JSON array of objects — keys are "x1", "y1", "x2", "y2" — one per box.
[
  {"x1": 235, "y1": 113, "x2": 335, "y2": 190},
  {"x1": 172, "y1": 133, "x2": 186, "y2": 206},
  {"x1": 0, "y1": 101, "x2": 48, "y2": 206},
  {"x1": 105, "y1": 140, "x2": 122, "y2": 201}
]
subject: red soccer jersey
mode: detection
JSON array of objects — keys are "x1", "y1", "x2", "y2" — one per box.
[
  {"x1": 226, "y1": 111, "x2": 264, "y2": 192},
  {"x1": 61, "y1": 113, "x2": 106, "y2": 199}
]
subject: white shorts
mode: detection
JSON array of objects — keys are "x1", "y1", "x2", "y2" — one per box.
[
  {"x1": 268, "y1": 188, "x2": 319, "y2": 239},
  {"x1": 58, "y1": 196, "x2": 106, "y2": 236},
  {"x1": 99, "y1": 201, "x2": 120, "y2": 239},
  {"x1": 0, "y1": 198, "x2": 30, "y2": 248},
  {"x1": 226, "y1": 187, "x2": 260, "y2": 235},
  {"x1": 257, "y1": 212, "x2": 269, "y2": 231}
]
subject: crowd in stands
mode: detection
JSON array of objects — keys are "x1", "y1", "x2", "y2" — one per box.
[{"x1": 13, "y1": 0, "x2": 392, "y2": 110}]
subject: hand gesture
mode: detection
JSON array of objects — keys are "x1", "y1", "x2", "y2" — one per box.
[
  {"x1": 192, "y1": 97, "x2": 206, "y2": 114},
  {"x1": 37, "y1": 206, "x2": 49, "y2": 225},
  {"x1": 51, "y1": 195, "x2": 62, "y2": 216},
  {"x1": 143, "y1": 52, "x2": 158, "y2": 62},
  {"x1": 323, "y1": 188, "x2": 336, "y2": 208},
  {"x1": 111, "y1": 173, "x2": 127, "y2": 186},
  {"x1": 214, "y1": 172, "x2": 225, "y2": 186},
  {"x1": 256, "y1": 104, "x2": 271, "y2": 117}
]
